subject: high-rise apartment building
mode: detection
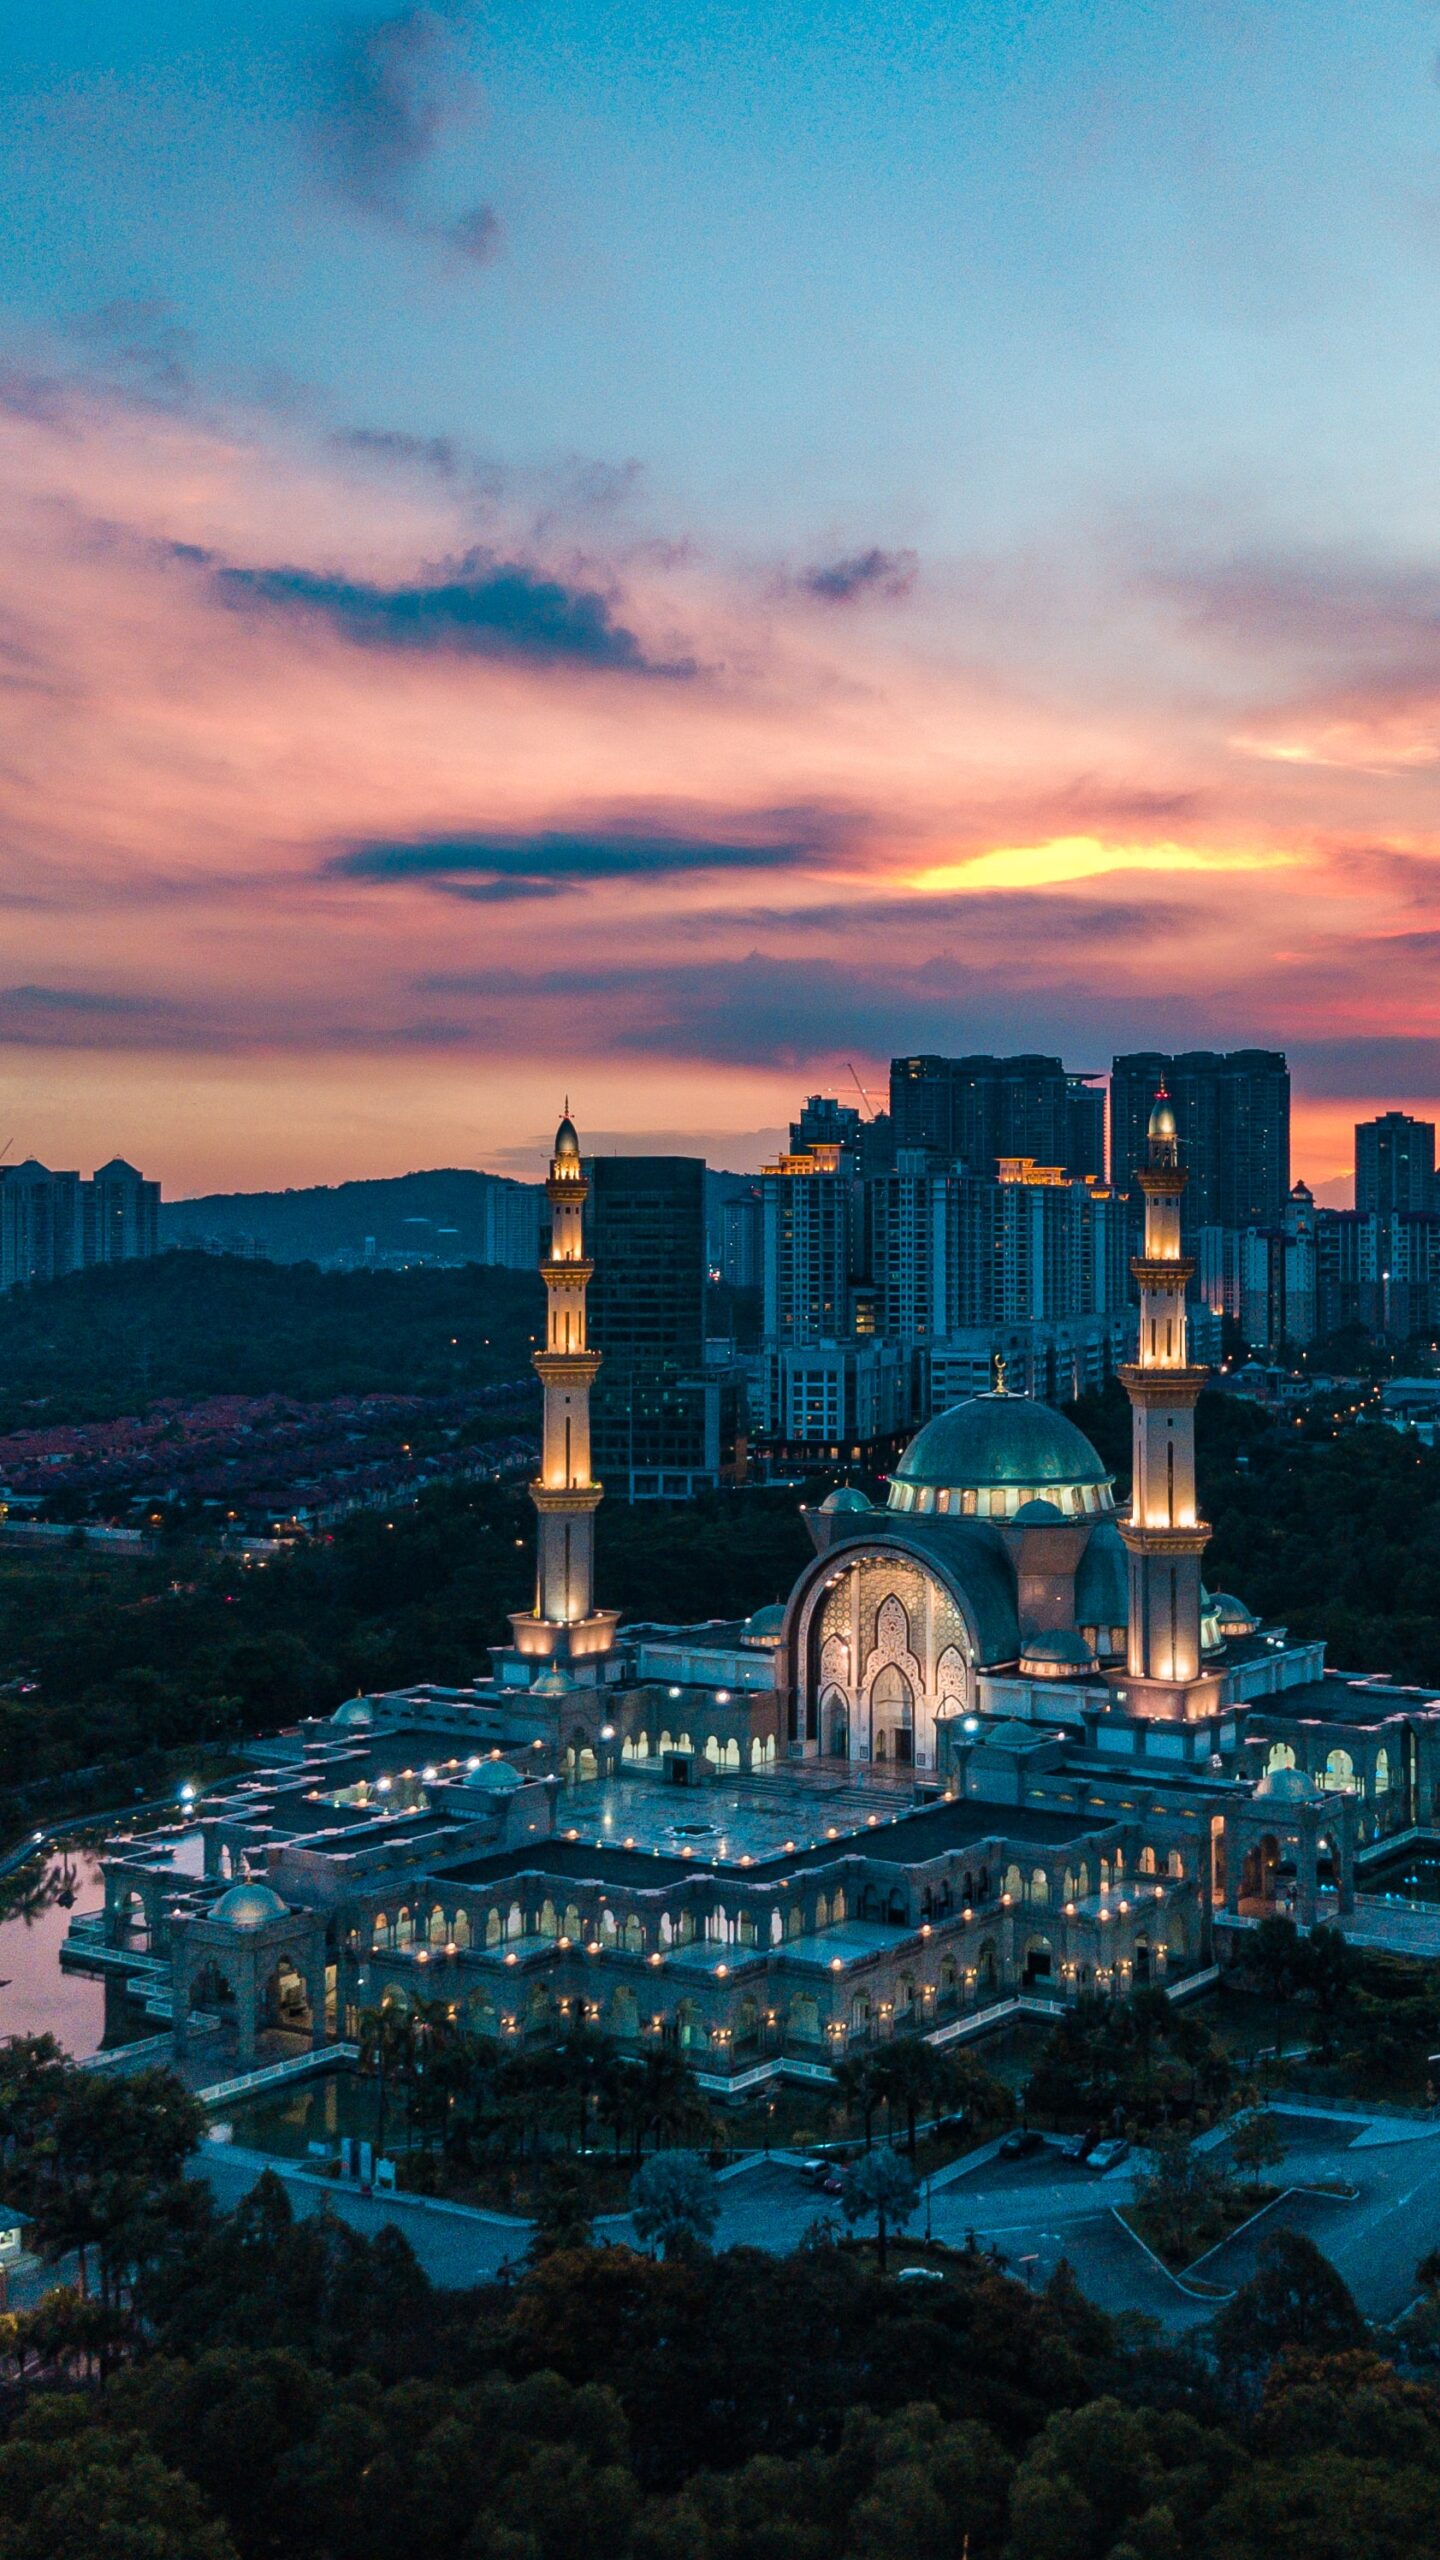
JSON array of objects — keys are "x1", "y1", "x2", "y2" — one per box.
[
  {"x1": 1109, "y1": 1051, "x2": 1289, "y2": 1230},
  {"x1": 1065, "y1": 1075, "x2": 1107, "y2": 1183},
  {"x1": 584, "y1": 1156, "x2": 719, "y2": 1497},
  {"x1": 0, "y1": 1155, "x2": 161, "y2": 1291},
  {"x1": 889, "y1": 1053, "x2": 1073, "y2": 1175},
  {"x1": 1355, "y1": 1112, "x2": 1436, "y2": 1219}
]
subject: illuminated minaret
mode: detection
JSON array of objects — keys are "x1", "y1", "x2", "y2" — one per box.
[
  {"x1": 506, "y1": 1108, "x2": 619, "y2": 1675},
  {"x1": 1115, "y1": 1089, "x2": 1218, "y2": 1720}
]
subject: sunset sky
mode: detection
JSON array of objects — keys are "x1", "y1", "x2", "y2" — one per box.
[{"x1": 3, "y1": 2, "x2": 1440, "y2": 1197}]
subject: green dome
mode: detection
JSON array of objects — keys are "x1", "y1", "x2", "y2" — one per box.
[
  {"x1": 211, "y1": 1882, "x2": 288, "y2": 1929},
  {"x1": 888, "y1": 1393, "x2": 1113, "y2": 1524}
]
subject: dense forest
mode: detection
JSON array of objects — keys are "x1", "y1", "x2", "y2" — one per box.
[
  {"x1": 2, "y1": 2039, "x2": 1436, "y2": 2560},
  {"x1": 0, "y1": 1256, "x2": 545, "y2": 1430}
]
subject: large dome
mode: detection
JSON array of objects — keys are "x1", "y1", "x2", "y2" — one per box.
[{"x1": 889, "y1": 1393, "x2": 1114, "y2": 1524}]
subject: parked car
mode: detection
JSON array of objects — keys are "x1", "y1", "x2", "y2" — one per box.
[
  {"x1": 798, "y1": 2158, "x2": 832, "y2": 2182},
  {"x1": 895, "y1": 2265, "x2": 946, "y2": 2284},
  {"x1": 997, "y1": 2129, "x2": 1046, "y2": 2160},
  {"x1": 1085, "y1": 2138, "x2": 1131, "y2": 2174},
  {"x1": 820, "y1": 2171, "x2": 846, "y2": 2196},
  {"x1": 1060, "y1": 2130, "x2": 1101, "y2": 2162}
]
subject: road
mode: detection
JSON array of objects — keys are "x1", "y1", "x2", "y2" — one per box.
[{"x1": 9, "y1": 2105, "x2": 1440, "y2": 2325}]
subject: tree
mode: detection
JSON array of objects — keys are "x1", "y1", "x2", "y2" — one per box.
[
  {"x1": 356, "y1": 1997, "x2": 413, "y2": 2161},
  {"x1": 529, "y1": 2160, "x2": 596, "y2": 2261},
  {"x1": 1210, "y1": 2230, "x2": 1365, "y2": 2393},
  {"x1": 833, "y1": 2051, "x2": 888, "y2": 2150},
  {"x1": 840, "y1": 2148, "x2": 918, "y2": 2275},
  {"x1": 630, "y1": 2150, "x2": 718, "y2": 2261},
  {"x1": 865, "y1": 2041, "x2": 960, "y2": 2160},
  {"x1": 1130, "y1": 2131, "x2": 1235, "y2": 2268},
  {"x1": 1230, "y1": 2110, "x2": 1288, "y2": 2191},
  {"x1": 0, "y1": 2396, "x2": 236, "y2": 2560}
]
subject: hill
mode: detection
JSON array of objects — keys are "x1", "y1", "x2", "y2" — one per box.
[
  {"x1": 160, "y1": 1167, "x2": 542, "y2": 1266},
  {"x1": 0, "y1": 1252, "x2": 545, "y2": 1430}
]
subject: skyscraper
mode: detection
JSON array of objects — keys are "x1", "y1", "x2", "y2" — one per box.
[
  {"x1": 889, "y1": 1054, "x2": 1075, "y2": 1174},
  {"x1": 585, "y1": 1155, "x2": 713, "y2": 1497},
  {"x1": 1109, "y1": 1051, "x2": 1289, "y2": 1230},
  {"x1": 1355, "y1": 1112, "x2": 1436, "y2": 1219}
]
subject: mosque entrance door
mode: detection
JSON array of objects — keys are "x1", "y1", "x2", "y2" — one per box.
[{"x1": 870, "y1": 1664, "x2": 914, "y2": 1764}]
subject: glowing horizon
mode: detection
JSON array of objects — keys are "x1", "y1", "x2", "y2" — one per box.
[{"x1": 0, "y1": 2, "x2": 1437, "y2": 1202}]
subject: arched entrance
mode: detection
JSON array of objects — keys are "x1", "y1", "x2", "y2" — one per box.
[{"x1": 870, "y1": 1663, "x2": 914, "y2": 1764}]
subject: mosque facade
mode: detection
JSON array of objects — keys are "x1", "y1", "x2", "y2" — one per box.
[{"x1": 75, "y1": 1106, "x2": 1440, "y2": 2087}]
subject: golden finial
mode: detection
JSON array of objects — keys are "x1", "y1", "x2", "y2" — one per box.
[{"x1": 993, "y1": 1351, "x2": 1008, "y2": 1395}]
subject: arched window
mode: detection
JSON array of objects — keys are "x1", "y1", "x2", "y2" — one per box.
[
  {"x1": 1166, "y1": 1849, "x2": 1184, "y2": 1880},
  {"x1": 506, "y1": 1901, "x2": 524, "y2": 1941},
  {"x1": 452, "y1": 1911, "x2": 471, "y2": 1950},
  {"x1": 1266, "y1": 1741, "x2": 1297, "y2": 1775},
  {"x1": 815, "y1": 1893, "x2": 830, "y2": 1931},
  {"x1": 624, "y1": 1915, "x2": 644, "y2": 1954},
  {"x1": 1374, "y1": 1746, "x2": 1391, "y2": 1796},
  {"x1": 429, "y1": 1905, "x2": 446, "y2": 1944},
  {"x1": 562, "y1": 1903, "x2": 582, "y2": 1942},
  {"x1": 539, "y1": 1899, "x2": 558, "y2": 1939},
  {"x1": 599, "y1": 1909, "x2": 618, "y2": 1947},
  {"x1": 485, "y1": 1909, "x2": 502, "y2": 1947},
  {"x1": 1138, "y1": 1847, "x2": 1157, "y2": 1876},
  {"x1": 1324, "y1": 1748, "x2": 1357, "y2": 1794},
  {"x1": 832, "y1": 1887, "x2": 847, "y2": 1924},
  {"x1": 1029, "y1": 1868, "x2": 1049, "y2": 1907}
]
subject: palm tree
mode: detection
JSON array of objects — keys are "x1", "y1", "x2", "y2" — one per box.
[
  {"x1": 833, "y1": 2051, "x2": 887, "y2": 2150},
  {"x1": 867, "y1": 2042, "x2": 959, "y2": 2160},
  {"x1": 357, "y1": 1998, "x2": 413, "y2": 2160},
  {"x1": 840, "y1": 2148, "x2": 919, "y2": 2275}
]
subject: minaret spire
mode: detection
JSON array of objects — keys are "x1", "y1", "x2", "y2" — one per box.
[
  {"x1": 504, "y1": 1106, "x2": 619, "y2": 1678},
  {"x1": 1114, "y1": 1089, "x2": 1219, "y2": 1721}
]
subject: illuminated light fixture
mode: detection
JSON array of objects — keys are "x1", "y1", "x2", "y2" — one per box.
[
  {"x1": 830, "y1": 1957, "x2": 844, "y2": 1972},
  {"x1": 586, "y1": 1940, "x2": 601, "y2": 1955},
  {"x1": 504, "y1": 1951, "x2": 517, "y2": 1966},
  {"x1": 715, "y1": 1963, "x2": 728, "y2": 1978},
  {"x1": 466, "y1": 1757, "x2": 481, "y2": 1772},
  {"x1": 716, "y1": 1690, "x2": 731, "y2": 1705},
  {"x1": 600, "y1": 1724, "x2": 616, "y2": 1741},
  {"x1": 668, "y1": 1686, "x2": 682, "y2": 1699},
  {"x1": 649, "y1": 1952, "x2": 664, "y2": 1967}
]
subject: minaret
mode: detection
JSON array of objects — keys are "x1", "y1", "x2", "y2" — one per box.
[
  {"x1": 1115, "y1": 1090, "x2": 1219, "y2": 1720},
  {"x1": 505, "y1": 1108, "x2": 619, "y2": 1676}
]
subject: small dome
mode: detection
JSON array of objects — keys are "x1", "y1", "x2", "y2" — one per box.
[
  {"x1": 743, "y1": 1602, "x2": 786, "y2": 1645},
  {"x1": 1211, "y1": 1592, "x2": 1260, "y2": 1634},
  {"x1": 1148, "y1": 1092, "x2": 1178, "y2": 1144},
  {"x1": 459, "y1": 1758, "x2": 523, "y2": 1792},
  {"x1": 1255, "y1": 1765, "x2": 1316, "y2": 1804},
  {"x1": 211, "y1": 1881, "x2": 289, "y2": 1929},
  {"x1": 1011, "y1": 1497, "x2": 1066, "y2": 1524},
  {"x1": 332, "y1": 1695, "x2": 374, "y2": 1727},
  {"x1": 554, "y1": 1113, "x2": 580, "y2": 1159},
  {"x1": 819, "y1": 1486, "x2": 872, "y2": 1514},
  {"x1": 1018, "y1": 1631, "x2": 1095, "y2": 1677}
]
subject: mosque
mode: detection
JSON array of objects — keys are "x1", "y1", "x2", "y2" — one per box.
[{"x1": 78, "y1": 1102, "x2": 1440, "y2": 2087}]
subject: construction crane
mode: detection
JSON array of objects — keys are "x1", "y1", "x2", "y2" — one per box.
[{"x1": 845, "y1": 1063, "x2": 882, "y2": 1121}]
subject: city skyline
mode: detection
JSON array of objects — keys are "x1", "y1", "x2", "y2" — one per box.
[{"x1": 3, "y1": 3, "x2": 1440, "y2": 1194}]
